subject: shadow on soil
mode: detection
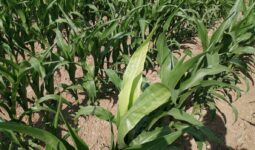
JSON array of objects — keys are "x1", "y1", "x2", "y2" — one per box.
[{"x1": 181, "y1": 110, "x2": 248, "y2": 150}]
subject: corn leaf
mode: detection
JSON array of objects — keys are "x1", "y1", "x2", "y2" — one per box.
[
  {"x1": 166, "y1": 53, "x2": 204, "y2": 91},
  {"x1": 130, "y1": 127, "x2": 172, "y2": 146},
  {"x1": 179, "y1": 65, "x2": 229, "y2": 91},
  {"x1": 156, "y1": 33, "x2": 174, "y2": 85},
  {"x1": 105, "y1": 69, "x2": 122, "y2": 90},
  {"x1": 125, "y1": 130, "x2": 183, "y2": 150},
  {"x1": 209, "y1": 0, "x2": 242, "y2": 49},
  {"x1": 60, "y1": 113, "x2": 89, "y2": 150},
  {"x1": 75, "y1": 106, "x2": 114, "y2": 122},
  {"x1": 168, "y1": 108, "x2": 222, "y2": 144},
  {"x1": 117, "y1": 33, "x2": 152, "y2": 124},
  {"x1": 195, "y1": 19, "x2": 208, "y2": 50},
  {"x1": 118, "y1": 83, "x2": 171, "y2": 148},
  {"x1": 0, "y1": 122, "x2": 68, "y2": 150}
]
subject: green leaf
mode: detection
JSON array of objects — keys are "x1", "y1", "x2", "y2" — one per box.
[
  {"x1": 0, "y1": 57, "x2": 19, "y2": 70},
  {"x1": 130, "y1": 127, "x2": 172, "y2": 146},
  {"x1": 168, "y1": 108, "x2": 222, "y2": 144},
  {"x1": 209, "y1": 0, "x2": 242, "y2": 49},
  {"x1": 100, "y1": 22, "x2": 118, "y2": 40},
  {"x1": 118, "y1": 83, "x2": 171, "y2": 148},
  {"x1": 117, "y1": 33, "x2": 151, "y2": 124},
  {"x1": 163, "y1": 9, "x2": 179, "y2": 31},
  {"x1": 82, "y1": 80, "x2": 97, "y2": 103},
  {"x1": 236, "y1": 33, "x2": 252, "y2": 43},
  {"x1": 231, "y1": 46, "x2": 255, "y2": 55},
  {"x1": 86, "y1": 4, "x2": 99, "y2": 11},
  {"x1": 53, "y1": 96, "x2": 63, "y2": 128},
  {"x1": 156, "y1": 33, "x2": 174, "y2": 85},
  {"x1": 166, "y1": 53, "x2": 205, "y2": 91},
  {"x1": 206, "y1": 53, "x2": 220, "y2": 67},
  {"x1": 116, "y1": 24, "x2": 158, "y2": 122},
  {"x1": 16, "y1": 9, "x2": 28, "y2": 33},
  {"x1": 200, "y1": 80, "x2": 242, "y2": 99},
  {"x1": 139, "y1": 19, "x2": 147, "y2": 40},
  {"x1": 60, "y1": 113, "x2": 88, "y2": 150},
  {"x1": 105, "y1": 69, "x2": 122, "y2": 90},
  {"x1": 125, "y1": 130, "x2": 183, "y2": 150},
  {"x1": 38, "y1": 95, "x2": 71, "y2": 105},
  {"x1": 195, "y1": 19, "x2": 208, "y2": 50},
  {"x1": 0, "y1": 129, "x2": 22, "y2": 147},
  {"x1": 184, "y1": 127, "x2": 205, "y2": 150},
  {"x1": 29, "y1": 57, "x2": 46, "y2": 78},
  {"x1": 0, "y1": 65, "x2": 15, "y2": 83},
  {"x1": 211, "y1": 91, "x2": 239, "y2": 123},
  {"x1": 179, "y1": 65, "x2": 229, "y2": 91},
  {"x1": 75, "y1": 106, "x2": 114, "y2": 122},
  {"x1": 0, "y1": 122, "x2": 68, "y2": 150},
  {"x1": 168, "y1": 108, "x2": 202, "y2": 126},
  {"x1": 55, "y1": 29, "x2": 71, "y2": 60},
  {"x1": 58, "y1": 5, "x2": 78, "y2": 33}
]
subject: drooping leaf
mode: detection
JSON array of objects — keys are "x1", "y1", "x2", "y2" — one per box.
[
  {"x1": 60, "y1": 113, "x2": 89, "y2": 150},
  {"x1": 231, "y1": 46, "x2": 255, "y2": 55},
  {"x1": 0, "y1": 122, "x2": 68, "y2": 150},
  {"x1": 168, "y1": 108, "x2": 222, "y2": 144},
  {"x1": 125, "y1": 130, "x2": 183, "y2": 150},
  {"x1": 166, "y1": 53, "x2": 205, "y2": 91},
  {"x1": 130, "y1": 127, "x2": 172, "y2": 146},
  {"x1": 75, "y1": 106, "x2": 114, "y2": 122},
  {"x1": 179, "y1": 65, "x2": 229, "y2": 91},
  {"x1": 209, "y1": 0, "x2": 242, "y2": 49}
]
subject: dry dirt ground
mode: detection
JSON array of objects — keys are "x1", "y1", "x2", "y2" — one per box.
[
  {"x1": 213, "y1": 83, "x2": 255, "y2": 150},
  {"x1": 76, "y1": 37, "x2": 255, "y2": 150}
]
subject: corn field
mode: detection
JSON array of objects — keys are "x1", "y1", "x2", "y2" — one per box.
[{"x1": 0, "y1": 0, "x2": 255, "y2": 149}]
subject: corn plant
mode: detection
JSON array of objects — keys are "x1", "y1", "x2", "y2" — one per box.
[
  {"x1": 76, "y1": 1, "x2": 255, "y2": 149},
  {"x1": 0, "y1": 0, "x2": 253, "y2": 149},
  {"x1": 0, "y1": 0, "x2": 236, "y2": 106}
]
